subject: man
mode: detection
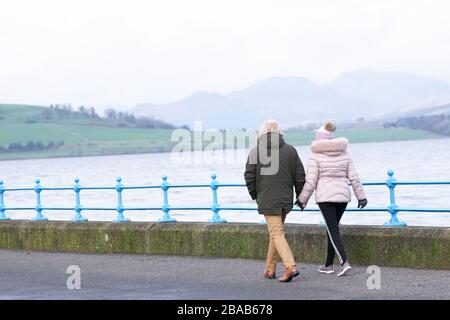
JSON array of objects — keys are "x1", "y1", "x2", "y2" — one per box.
[{"x1": 244, "y1": 120, "x2": 306, "y2": 282}]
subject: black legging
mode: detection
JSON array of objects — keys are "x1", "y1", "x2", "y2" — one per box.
[{"x1": 318, "y1": 202, "x2": 348, "y2": 266}]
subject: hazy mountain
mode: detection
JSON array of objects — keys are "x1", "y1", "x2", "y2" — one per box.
[
  {"x1": 133, "y1": 91, "x2": 255, "y2": 129},
  {"x1": 325, "y1": 70, "x2": 450, "y2": 114},
  {"x1": 132, "y1": 77, "x2": 372, "y2": 129},
  {"x1": 131, "y1": 70, "x2": 450, "y2": 129},
  {"x1": 227, "y1": 77, "x2": 373, "y2": 124}
]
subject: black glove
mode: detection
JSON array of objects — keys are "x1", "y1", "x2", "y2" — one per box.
[
  {"x1": 358, "y1": 199, "x2": 368, "y2": 209},
  {"x1": 295, "y1": 200, "x2": 305, "y2": 211}
]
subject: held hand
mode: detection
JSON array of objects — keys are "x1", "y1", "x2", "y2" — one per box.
[
  {"x1": 358, "y1": 199, "x2": 368, "y2": 209},
  {"x1": 295, "y1": 200, "x2": 305, "y2": 211}
]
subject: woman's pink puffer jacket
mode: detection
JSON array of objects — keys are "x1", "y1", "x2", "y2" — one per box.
[{"x1": 299, "y1": 137, "x2": 366, "y2": 204}]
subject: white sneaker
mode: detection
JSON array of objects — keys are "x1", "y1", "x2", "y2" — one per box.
[
  {"x1": 337, "y1": 261, "x2": 352, "y2": 277},
  {"x1": 318, "y1": 265, "x2": 334, "y2": 274}
]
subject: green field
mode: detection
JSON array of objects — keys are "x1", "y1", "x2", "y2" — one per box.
[
  {"x1": 0, "y1": 104, "x2": 444, "y2": 161},
  {"x1": 0, "y1": 104, "x2": 175, "y2": 160},
  {"x1": 283, "y1": 127, "x2": 441, "y2": 145}
]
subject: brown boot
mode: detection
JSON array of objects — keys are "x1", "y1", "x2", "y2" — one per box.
[
  {"x1": 278, "y1": 265, "x2": 299, "y2": 282},
  {"x1": 263, "y1": 270, "x2": 276, "y2": 279}
]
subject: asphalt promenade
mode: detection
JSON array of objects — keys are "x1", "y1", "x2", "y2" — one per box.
[{"x1": 1, "y1": 250, "x2": 449, "y2": 299}]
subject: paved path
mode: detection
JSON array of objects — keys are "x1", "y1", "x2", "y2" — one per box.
[{"x1": 0, "y1": 250, "x2": 449, "y2": 300}]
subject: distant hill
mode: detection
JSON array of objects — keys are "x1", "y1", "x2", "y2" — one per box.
[
  {"x1": 132, "y1": 70, "x2": 450, "y2": 129},
  {"x1": 404, "y1": 103, "x2": 450, "y2": 117},
  {"x1": 384, "y1": 108, "x2": 450, "y2": 137},
  {"x1": 379, "y1": 103, "x2": 450, "y2": 122},
  {"x1": 325, "y1": 70, "x2": 450, "y2": 114}
]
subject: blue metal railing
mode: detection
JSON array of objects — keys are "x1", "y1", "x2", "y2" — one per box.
[{"x1": 0, "y1": 170, "x2": 449, "y2": 227}]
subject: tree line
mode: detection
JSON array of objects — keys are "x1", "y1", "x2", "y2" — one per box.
[
  {"x1": 0, "y1": 141, "x2": 64, "y2": 153},
  {"x1": 25, "y1": 104, "x2": 99, "y2": 122},
  {"x1": 103, "y1": 108, "x2": 176, "y2": 129},
  {"x1": 383, "y1": 113, "x2": 450, "y2": 136},
  {"x1": 24, "y1": 105, "x2": 178, "y2": 129}
]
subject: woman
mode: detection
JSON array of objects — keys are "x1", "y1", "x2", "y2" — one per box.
[
  {"x1": 298, "y1": 121, "x2": 367, "y2": 276},
  {"x1": 244, "y1": 120, "x2": 306, "y2": 282}
]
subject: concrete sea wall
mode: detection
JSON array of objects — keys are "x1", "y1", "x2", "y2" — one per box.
[{"x1": 0, "y1": 221, "x2": 448, "y2": 269}]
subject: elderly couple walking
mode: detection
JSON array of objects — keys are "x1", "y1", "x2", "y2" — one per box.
[{"x1": 244, "y1": 120, "x2": 367, "y2": 282}]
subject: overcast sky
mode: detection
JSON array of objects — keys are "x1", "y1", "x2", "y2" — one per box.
[{"x1": 1, "y1": 0, "x2": 450, "y2": 109}]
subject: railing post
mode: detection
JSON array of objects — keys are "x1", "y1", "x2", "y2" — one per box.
[
  {"x1": 0, "y1": 180, "x2": 11, "y2": 220},
  {"x1": 33, "y1": 179, "x2": 48, "y2": 221},
  {"x1": 113, "y1": 177, "x2": 130, "y2": 222},
  {"x1": 208, "y1": 174, "x2": 227, "y2": 223},
  {"x1": 73, "y1": 178, "x2": 88, "y2": 222},
  {"x1": 384, "y1": 170, "x2": 407, "y2": 227},
  {"x1": 159, "y1": 175, "x2": 176, "y2": 222}
]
